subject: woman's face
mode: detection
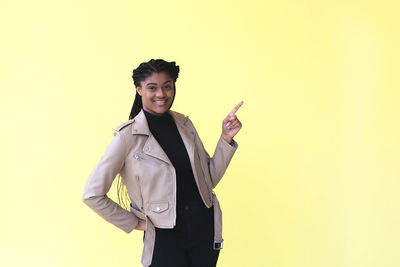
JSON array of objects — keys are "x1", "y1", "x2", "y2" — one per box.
[{"x1": 137, "y1": 72, "x2": 175, "y2": 116}]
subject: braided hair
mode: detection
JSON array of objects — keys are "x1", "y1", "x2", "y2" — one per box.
[{"x1": 129, "y1": 59, "x2": 180, "y2": 119}]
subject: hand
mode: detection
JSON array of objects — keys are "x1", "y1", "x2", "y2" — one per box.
[
  {"x1": 135, "y1": 219, "x2": 147, "y2": 231},
  {"x1": 221, "y1": 101, "x2": 243, "y2": 144}
]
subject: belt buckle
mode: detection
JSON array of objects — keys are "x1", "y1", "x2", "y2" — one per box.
[{"x1": 213, "y1": 241, "x2": 223, "y2": 250}]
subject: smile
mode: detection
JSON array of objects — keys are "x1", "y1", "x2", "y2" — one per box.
[{"x1": 153, "y1": 100, "x2": 168, "y2": 105}]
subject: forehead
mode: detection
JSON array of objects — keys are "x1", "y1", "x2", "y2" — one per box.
[{"x1": 142, "y1": 72, "x2": 173, "y2": 85}]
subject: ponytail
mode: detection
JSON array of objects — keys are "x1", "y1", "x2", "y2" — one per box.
[{"x1": 129, "y1": 91, "x2": 143, "y2": 120}]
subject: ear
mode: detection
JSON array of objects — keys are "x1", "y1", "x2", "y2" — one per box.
[{"x1": 136, "y1": 86, "x2": 142, "y2": 96}]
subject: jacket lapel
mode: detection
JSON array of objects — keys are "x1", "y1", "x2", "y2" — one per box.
[
  {"x1": 170, "y1": 111, "x2": 196, "y2": 165},
  {"x1": 143, "y1": 135, "x2": 171, "y2": 164},
  {"x1": 131, "y1": 110, "x2": 172, "y2": 165}
]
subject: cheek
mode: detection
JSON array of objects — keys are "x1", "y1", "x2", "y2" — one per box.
[{"x1": 142, "y1": 94, "x2": 152, "y2": 103}]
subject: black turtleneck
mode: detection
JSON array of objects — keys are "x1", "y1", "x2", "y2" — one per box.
[{"x1": 143, "y1": 109, "x2": 203, "y2": 212}]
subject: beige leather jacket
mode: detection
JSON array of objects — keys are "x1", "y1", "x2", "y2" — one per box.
[{"x1": 82, "y1": 109, "x2": 238, "y2": 266}]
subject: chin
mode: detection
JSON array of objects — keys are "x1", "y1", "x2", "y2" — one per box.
[{"x1": 155, "y1": 106, "x2": 170, "y2": 113}]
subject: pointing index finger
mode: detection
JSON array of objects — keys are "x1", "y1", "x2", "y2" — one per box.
[{"x1": 229, "y1": 101, "x2": 244, "y2": 115}]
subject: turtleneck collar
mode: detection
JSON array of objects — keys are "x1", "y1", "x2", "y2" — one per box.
[{"x1": 143, "y1": 109, "x2": 173, "y2": 123}]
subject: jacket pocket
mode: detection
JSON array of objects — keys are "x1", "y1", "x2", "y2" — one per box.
[{"x1": 149, "y1": 202, "x2": 169, "y2": 213}]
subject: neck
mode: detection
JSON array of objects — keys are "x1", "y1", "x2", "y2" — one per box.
[{"x1": 143, "y1": 109, "x2": 169, "y2": 117}]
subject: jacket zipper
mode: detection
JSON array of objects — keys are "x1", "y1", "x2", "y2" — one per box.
[{"x1": 134, "y1": 154, "x2": 162, "y2": 166}]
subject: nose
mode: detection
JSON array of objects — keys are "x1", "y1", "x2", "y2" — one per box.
[{"x1": 156, "y1": 88, "x2": 166, "y2": 98}]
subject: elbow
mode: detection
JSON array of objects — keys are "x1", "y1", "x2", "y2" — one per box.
[
  {"x1": 82, "y1": 194, "x2": 91, "y2": 206},
  {"x1": 82, "y1": 192, "x2": 107, "y2": 210},
  {"x1": 211, "y1": 180, "x2": 220, "y2": 189},
  {"x1": 82, "y1": 195, "x2": 100, "y2": 212},
  {"x1": 211, "y1": 183, "x2": 217, "y2": 190},
  {"x1": 82, "y1": 191, "x2": 96, "y2": 207}
]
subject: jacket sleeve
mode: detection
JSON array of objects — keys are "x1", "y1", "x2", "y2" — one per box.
[
  {"x1": 191, "y1": 119, "x2": 239, "y2": 189},
  {"x1": 82, "y1": 131, "x2": 139, "y2": 233}
]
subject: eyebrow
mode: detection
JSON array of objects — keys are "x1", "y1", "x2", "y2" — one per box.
[{"x1": 146, "y1": 80, "x2": 173, "y2": 86}]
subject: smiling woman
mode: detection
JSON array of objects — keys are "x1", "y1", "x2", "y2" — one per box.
[
  {"x1": 136, "y1": 72, "x2": 175, "y2": 116},
  {"x1": 82, "y1": 59, "x2": 243, "y2": 267},
  {"x1": 129, "y1": 59, "x2": 180, "y2": 120}
]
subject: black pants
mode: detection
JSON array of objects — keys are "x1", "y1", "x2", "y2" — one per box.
[{"x1": 148, "y1": 202, "x2": 219, "y2": 267}]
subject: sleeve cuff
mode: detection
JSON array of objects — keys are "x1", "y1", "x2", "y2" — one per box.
[
  {"x1": 229, "y1": 139, "x2": 238, "y2": 148},
  {"x1": 220, "y1": 136, "x2": 239, "y2": 149}
]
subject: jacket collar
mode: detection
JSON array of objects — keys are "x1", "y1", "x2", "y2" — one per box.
[
  {"x1": 130, "y1": 109, "x2": 194, "y2": 165},
  {"x1": 131, "y1": 109, "x2": 189, "y2": 136}
]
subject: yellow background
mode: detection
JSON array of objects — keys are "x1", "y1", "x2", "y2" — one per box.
[{"x1": 1, "y1": 0, "x2": 399, "y2": 266}]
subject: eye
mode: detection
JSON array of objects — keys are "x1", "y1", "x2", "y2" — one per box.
[
  {"x1": 149, "y1": 87, "x2": 156, "y2": 90},
  {"x1": 165, "y1": 85, "x2": 172, "y2": 89}
]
